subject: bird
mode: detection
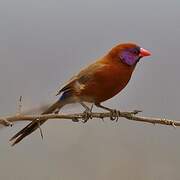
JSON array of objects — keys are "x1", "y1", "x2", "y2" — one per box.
[{"x1": 10, "y1": 42, "x2": 151, "y2": 145}]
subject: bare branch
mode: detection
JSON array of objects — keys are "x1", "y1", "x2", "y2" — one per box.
[{"x1": 0, "y1": 110, "x2": 180, "y2": 128}]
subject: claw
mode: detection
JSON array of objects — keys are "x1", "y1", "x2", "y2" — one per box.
[
  {"x1": 82, "y1": 109, "x2": 92, "y2": 123},
  {"x1": 110, "y1": 109, "x2": 120, "y2": 122},
  {"x1": 95, "y1": 103, "x2": 120, "y2": 122}
]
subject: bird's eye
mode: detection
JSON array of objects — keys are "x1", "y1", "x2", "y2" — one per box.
[{"x1": 131, "y1": 47, "x2": 140, "y2": 55}]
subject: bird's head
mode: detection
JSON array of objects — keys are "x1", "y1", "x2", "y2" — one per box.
[{"x1": 108, "y1": 43, "x2": 151, "y2": 66}]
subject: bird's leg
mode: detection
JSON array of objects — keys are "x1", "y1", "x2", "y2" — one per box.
[
  {"x1": 80, "y1": 102, "x2": 93, "y2": 123},
  {"x1": 95, "y1": 103, "x2": 120, "y2": 121}
]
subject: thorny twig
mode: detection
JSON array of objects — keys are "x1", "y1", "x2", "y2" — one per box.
[{"x1": 0, "y1": 110, "x2": 180, "y2": 128}]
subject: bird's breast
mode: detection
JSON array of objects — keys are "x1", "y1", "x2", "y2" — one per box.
[{"x1": 79, "y1": 62, "x2": 135, "y2": 103}]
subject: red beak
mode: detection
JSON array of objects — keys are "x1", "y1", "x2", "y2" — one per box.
[{"x1": 140, "y1": 48, "x2": 151, "y2": 57}]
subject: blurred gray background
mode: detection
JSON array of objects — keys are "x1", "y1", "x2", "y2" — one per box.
[{"x1": 0, "y1": 0, "x2": 180, "y2": 179}]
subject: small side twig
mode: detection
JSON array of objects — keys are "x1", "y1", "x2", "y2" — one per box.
[
  {"x1": 17, "y1": 96, "x2": 23, "y2": 115},
  {"x1": 0, "y1": 118, "x2": 13, "y2": 126}
]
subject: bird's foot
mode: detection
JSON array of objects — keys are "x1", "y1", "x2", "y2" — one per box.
[
  {"x1": 109, "y1": 109, "x2": 120, "y2": 122},
  {"x1": 82, "y1": 105, "x2": 93, "y2": 123}
]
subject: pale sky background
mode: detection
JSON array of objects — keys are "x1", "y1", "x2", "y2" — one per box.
[{"x1": 0, "y1": 0, "x2": 180, "y2": 179}]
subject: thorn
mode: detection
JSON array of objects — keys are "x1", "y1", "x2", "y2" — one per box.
[
  {"x1": 72, "y1": 117, "x2": 79, "y2": 122},
  {"x1": 37, "y1": 119, "x2": 44, "y2": 139},
  {"x1": 101, "y1": 117, "x2": 105, "y2": 122},
  {"x1": 133, "y1": 110, "x2": 142, "y2": 114}
]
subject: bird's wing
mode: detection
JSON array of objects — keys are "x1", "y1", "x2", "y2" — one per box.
[{"x1": 56, "y1": 62, "x2": 106, "y2": 95}]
